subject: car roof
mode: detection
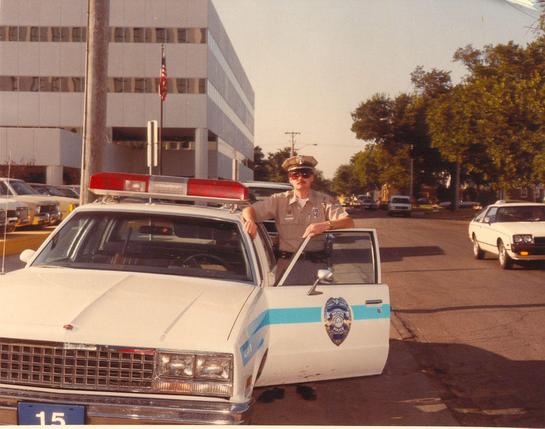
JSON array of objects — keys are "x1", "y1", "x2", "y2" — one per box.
[{"x1": 491, "y1": 202, "x2": 545, "y2": 208}]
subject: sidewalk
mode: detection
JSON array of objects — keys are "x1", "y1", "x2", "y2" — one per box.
[{"x1": 0, "y1": 228, "x2": 53, "y2": 256}]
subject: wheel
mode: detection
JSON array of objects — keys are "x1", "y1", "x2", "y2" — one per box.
[
  {"x1": 498, "y1": 240, "x2": 513, "y2": 269},
  {"x1": 182, "y1": 253, "x2": 231, "y2": 270},
  {"x1": 472, "y1": 235, "x2": 484, "y2": 259}
]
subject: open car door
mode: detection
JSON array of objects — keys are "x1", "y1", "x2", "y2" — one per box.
[{"x1": 256, "y1": 229, "x2": 390, "y2": 387}]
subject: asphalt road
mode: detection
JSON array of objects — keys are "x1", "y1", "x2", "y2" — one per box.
[
  {"x1": 251, "y1": 209, "x2": 545, "y2": 426},
  {"x1": 3, "y1": 213, "x2": 544, "y2": 426}
]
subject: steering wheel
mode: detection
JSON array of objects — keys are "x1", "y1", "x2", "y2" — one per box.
[{"x1": 181, "y1": 253, "x2": 231, "y2": 270}]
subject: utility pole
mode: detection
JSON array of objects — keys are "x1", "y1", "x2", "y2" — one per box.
[
  {"x1": 80, "y1": 0, "x2": 110, "y2": 205},
  {"x1": 285, "y1": 131, "x2": 301, "y2": 156}
]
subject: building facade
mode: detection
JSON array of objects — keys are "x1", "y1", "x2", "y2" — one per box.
[{"x1": 0, "y1": 0, "x2": 254, "y2": 184}]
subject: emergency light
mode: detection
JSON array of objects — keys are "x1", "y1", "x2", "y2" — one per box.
[{"x1": 89, "y1": 172, "x2": 249, "y2": 203}]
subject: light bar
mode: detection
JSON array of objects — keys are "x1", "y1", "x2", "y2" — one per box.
[{"x1": 89, "y1": 172, "x2": 249, "y2": 203}]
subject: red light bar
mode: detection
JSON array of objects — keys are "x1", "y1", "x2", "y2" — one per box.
[
  {"x1": 188, "y1": 178, "x2": 249, "y2": 201},
  {"x1": 89, "y1": 172, "x2": 249, "y2": 203},
  {"x1": 90, "y1": 172, "x2": 149, "y2": 192}
]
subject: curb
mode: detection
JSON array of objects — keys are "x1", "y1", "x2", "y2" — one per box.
[{"x1": 0, "y1": 228, "x2": 53, "y2": 256}]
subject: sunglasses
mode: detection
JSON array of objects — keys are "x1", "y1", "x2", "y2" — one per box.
[{"x1": 289, "y1": 170, "x2": 313, "y2": 179}]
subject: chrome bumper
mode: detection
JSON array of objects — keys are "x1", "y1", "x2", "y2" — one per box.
[{"x1": 0, "y1": 386, "x2": 252, "y2": 425}]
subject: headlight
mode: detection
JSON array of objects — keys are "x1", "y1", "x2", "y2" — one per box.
[
  {"x1": 196, "y1": 355, "x2": 232, "y2": 381},
  {"x1": 154, "y1": 352, "x2": 233, "y2": 398},
  {"x1": 158, "y1": 353, "x2": 194, "y2": 378},
  {"x1": 513, "y1": 234, "x2": 533, "y2": 244}
]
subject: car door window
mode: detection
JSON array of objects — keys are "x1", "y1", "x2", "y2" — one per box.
[
  {"x1": 280, "y1": 231, "x2": 377, "y2": 286},
  {"x1": 485, "y1": 207, "x2": 498, "y2": 222}
]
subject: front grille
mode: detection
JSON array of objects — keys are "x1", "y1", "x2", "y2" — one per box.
[
  {"x1": 0, "y1": 338, "x2": 155, "y2": 393},
  {"x1": 534, "y1": 237, "x2": 545, "y2": 246}
]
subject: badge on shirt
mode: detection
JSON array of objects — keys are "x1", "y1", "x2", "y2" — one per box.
[
  {"x1": 284, "y1": 207, "x2": 294, "y2": 221},
  {"x1": 311, "y1": 207, "x2": 320, "y2": 219}
]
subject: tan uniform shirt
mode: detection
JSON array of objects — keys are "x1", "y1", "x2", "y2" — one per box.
[{"x1": 251, "y1": 189, "x2": 349, "y2": 252}]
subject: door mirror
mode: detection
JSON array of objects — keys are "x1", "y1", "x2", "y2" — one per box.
[
  {"x1": 307, "y1": 269, "x2": 334, "y2": 296},
  {"x1": 19, "y1": 249, "x2": 36, "y2": 264}
]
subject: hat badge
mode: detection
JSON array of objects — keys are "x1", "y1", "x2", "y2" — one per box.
[{"x1": 296, "y1": 155, "x2": 304, "y2": 165}]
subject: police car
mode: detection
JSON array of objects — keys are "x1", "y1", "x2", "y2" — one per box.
[{"x1": 0, "y1": 172, "x2": 390, "y2": 425}]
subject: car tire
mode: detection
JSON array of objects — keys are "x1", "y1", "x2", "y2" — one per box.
[
  {"x1": 498, "y1": 240, "x2": 513, "y2": 269},
  {"x1": 472, "y1": 235, "x2": 484, "y2": 259}
]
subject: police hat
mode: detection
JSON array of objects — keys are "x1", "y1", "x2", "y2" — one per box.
[{"x1": 281, "y1": 155, "x2": 318, "y2": 172}]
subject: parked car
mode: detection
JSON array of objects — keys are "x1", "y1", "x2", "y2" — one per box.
[
  {"x1": 0, "y1": 198, "x2": 31, "y2": 231},
  {"x1": 28, "y1": 183, "x2": 79, "y2": 222},
  {"x1": 0, "y1": 178, "x2": 60, "y2": 227},
  {"x1": 439, "y1": 201, "x2": 482, "y2": 209},
  {"x1": 0, "y1": 172, "x2": 390, "y2": 425},
  {"x1": 243, "y1": 181, "x2": 292, "y2": 247},
  {"x1": 357, "y1": 195, "x2": 378, "y2": 210},
  {"x1": 387, "y1": 195, "x2": 412, "y2": 217},
  {"x1": 468, "y1": 201, "x2": 545, "y2": 269}
]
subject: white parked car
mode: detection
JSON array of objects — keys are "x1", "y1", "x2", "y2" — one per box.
[
  {"x1": 0, "y1": 198, "x2": 31, "y2": 231},
  {"x1": 0, "y1": 178, "x2": 60, "y2": 227},
  {"x1": 387, "y1": 195, "x2": 412, "y2": 217},
  {"x1": 468, "y1": 201, "x2": 545, "y2": 269},
  {"x1": 28, "y1": 183, "x2": 79, "y2": 222},
  {"x1": 0, "y1": 172, "x2": 390, "y2": 425}
]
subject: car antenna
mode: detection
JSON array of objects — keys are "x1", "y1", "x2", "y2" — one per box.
[{"x1": 1, "y1": 154, "x2": 12, "y2": 275}]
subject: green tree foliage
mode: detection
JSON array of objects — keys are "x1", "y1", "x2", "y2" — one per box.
[
  {"x1": 350, "y1": 69, "x2": 451, "y2": 195},
  {"x1": 428, "y1": 32, "x2": 545, "y2": 191},
  {"x1": 251, "y1": 146, "x2": 269, "y2": 181}
]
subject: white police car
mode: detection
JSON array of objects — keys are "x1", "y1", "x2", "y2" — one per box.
[
  {"x1": 0, "y1": 172, "x2": 390, "y2": 425},
  {"x1": 468, "y1": 201, "x2": 545, "y2": 269}
]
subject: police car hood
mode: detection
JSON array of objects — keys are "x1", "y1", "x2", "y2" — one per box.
[{"x1": 0, "y1": 268, "x2": 254, "y2": 351}]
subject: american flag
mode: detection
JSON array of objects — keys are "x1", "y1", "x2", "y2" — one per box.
[{"x1": 159, "y1": 46, "x2": 167, "y2": 101}]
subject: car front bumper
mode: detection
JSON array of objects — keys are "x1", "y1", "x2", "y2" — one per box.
[
  {"x1": 0, "y1": 386, "x2": 252, "y2": 425},
  {"x1": 509, "y1": 243, "x2": 545, "y2": 260}
]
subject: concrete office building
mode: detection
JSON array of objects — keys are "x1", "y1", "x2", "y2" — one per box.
[{"x1": 0, "y1": 0, "x2": 254, "y2": 184}]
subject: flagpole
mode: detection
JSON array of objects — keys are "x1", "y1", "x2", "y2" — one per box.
[{"x1": 159, "y1": 44, "x2": 164, "y2": 175}]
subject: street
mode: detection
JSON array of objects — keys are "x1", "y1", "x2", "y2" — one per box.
[{"x1": 251, "y1": 210, "x2": 545, "y2": 427}]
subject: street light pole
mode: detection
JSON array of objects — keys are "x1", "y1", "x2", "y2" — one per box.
[{"x1": 285, "y1": 131, "x2": 301, "y2": 156}]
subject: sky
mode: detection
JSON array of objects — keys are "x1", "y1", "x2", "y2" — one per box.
[{"x1": 212, "y1": 0, "x2": 541, "y2": 179}]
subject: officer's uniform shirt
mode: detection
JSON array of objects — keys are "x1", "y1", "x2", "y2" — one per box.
[{"x1": 251, "y1": 189, "x2": 349, "y2": 253}]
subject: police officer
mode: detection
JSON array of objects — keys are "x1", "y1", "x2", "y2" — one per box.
[{"x1": 242, "y1": 155, "x2": 354, "y2": 268}]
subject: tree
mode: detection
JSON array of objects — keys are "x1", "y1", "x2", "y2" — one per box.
[{"x1": 251, "y1": 146, "x2": 269, "y2": 181}]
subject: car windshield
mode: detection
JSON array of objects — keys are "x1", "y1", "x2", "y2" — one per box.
[
  {"x1": 9, "y1": 181, "x2": 39, "y2": 195},
  {"x1": 496, "y1": 206, "x2": 545, "y2": 222},
  {"x1": 392, "y1": 197, "x2": 410, "y2": 204},
  {"x1": 57, "y1": 188, "x2": 79, "y2": 198},
  {"x1": 32, "y1": 211, "x2": 254, "y2": 283},
  {"x1": 45, "y1": 186, "x2": 66, "y2": 197}
]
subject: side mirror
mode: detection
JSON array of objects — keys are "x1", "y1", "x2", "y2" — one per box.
[
  {"x1": 307, "y1": 269, "x2": 334, "y2": 296},
  {"x1": 19, "y1": 249, "x2": 36, "y2": 264}
]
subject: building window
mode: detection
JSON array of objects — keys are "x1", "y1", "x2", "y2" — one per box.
[
  {"x1": 199, "y1": 79, "x2": 207, "y2": 94},
  {"x1": 18, "y1": 27, "x2": 28, "y2": 41},
  {"x1": 30, "y1": 27, "x2": 40, "y2": 41},
  {"x1": 0, "y1": 27, "x2": 6, "y2": 41},
  {"x1": 133, "y1": 27, "x2": 144, "y2": 43},
  {"x1": 177, "y1": 28, "x2": 187, "y2": 43},
  {"x1": 155, "y1": 28, "x2": 166, "y2": 43},
  {"x1": 8, "y1": 27, "x2": 18, "y2": 41},
  {"x1": 71, "y1": 27, "x2": 86, "y2": 42}
]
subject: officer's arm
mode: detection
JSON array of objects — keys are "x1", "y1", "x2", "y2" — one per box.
[
  {"x1": 242, "y1": 206, "x2": 258, "y2": 239},
  {"x1": 302, "y1": 215, "x2": 354, "y2": 238}
]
